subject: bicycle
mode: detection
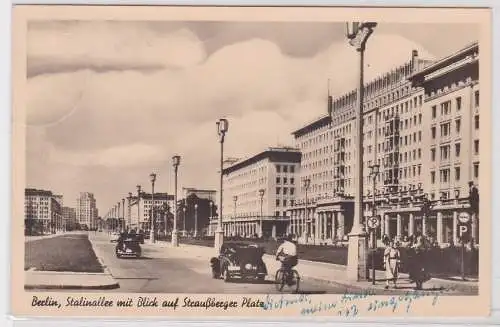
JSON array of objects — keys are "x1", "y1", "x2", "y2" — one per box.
[{"x1": 274, "y1": 258, "x2": 300, "y2": 293}]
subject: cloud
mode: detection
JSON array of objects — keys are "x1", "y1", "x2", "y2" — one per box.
[
  {"x1": 25, "y1": 22, "x2": 440, "y2": 213},
  {"x1": 28, "y1": 21, "x2": 206, "y2": 77},
  {"x1": 48, "y1": 142, "x2": 168, "y2": 168}
]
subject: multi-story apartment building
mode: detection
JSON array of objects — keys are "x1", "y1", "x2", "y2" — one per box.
[
  {"x1": 109, "y1": 192, "x2": 174, "y2": 231},
  {"x1": 212, "y1": 147, "x2": 301, "y2": 238},
  {"x1": 182, "y1": 188, "x2": 217, "y2": 202},
  {"x1": 76, "y1": 192, "x2": 98, "y2": 230},
  {"x1": 24, "y1": 188, "x2": 63, "y2": 234},
  {"x1": 62, "y1": 206, "x2": 77, "y2": 231},
  {"x1": 289, "y1": 43, "x2": 480, "y2": 247}
]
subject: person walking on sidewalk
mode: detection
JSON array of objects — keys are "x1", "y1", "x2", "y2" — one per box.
[
  {"x1": 384, "y1": 240, "x2": 401, "y2": 289},
  {"x1": 409, "y1": 234, "x2": 430, "y2": 290}
]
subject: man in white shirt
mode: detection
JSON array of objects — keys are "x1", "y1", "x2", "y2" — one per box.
[{"x1": 276, "y1": 234, "x2": 298, "y2": 276}]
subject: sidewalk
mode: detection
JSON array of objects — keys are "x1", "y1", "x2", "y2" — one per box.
[
  {"x1": 149, "y1": 240, "x2": 478, "y2": 294},
  {"x1": 25, "y1": 233, "x2": 65, "y2": 243}
]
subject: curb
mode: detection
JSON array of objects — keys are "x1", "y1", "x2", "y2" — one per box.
[{"x1": 24, "y1": 282, "x2": 120, "y2": 290}]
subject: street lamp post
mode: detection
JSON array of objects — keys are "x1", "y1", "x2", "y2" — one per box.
[
  {"x1": 194, "y1": 204, "x2": 199, "y2": 237},
  {"x1": 345, "y1": 21, "x2": 377, "y2": 281},
  {"x1": 232, "y1": 195, "x2": 238, "y2": 237},
  {"x1": 183, "y1": 207, "x2": 186, "y2": 236},
  {"x1": 209, "y1": 200, "x2": 213, "y2": 235},
  {"x1": 215, "y1": 118, "x2": 229, "y2": 251},
  {"x1": 150, "y1": 173, "x2": 157, "y2": 243},
  {"x1": 122, "y1": 198, "x2": 125, "y2": 232},
  {"x1": 136, "y1": 185, "x2": 141, "y2": 230},
  {"x1": 172, "y1": 155, "x2": 181, "y2": 246},
  {"x1": 128, "y1": 192, "x2": 132, "y2": 231},
  {"x1": 258, "y1": 189, "x2": 265, "y2": 238},
  {"x1": 303, "y1": 178, "x2": 310, "y2": 244},
  {"x1": 369, "y1": 164, "x2": 380, "y2": 285}
]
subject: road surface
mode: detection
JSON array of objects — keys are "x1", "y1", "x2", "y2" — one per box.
[{"x1": 90, "y1": 233, "x2": 421, "y2": 295}]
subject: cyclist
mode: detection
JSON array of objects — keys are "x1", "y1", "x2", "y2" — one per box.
[{"x1": 275, "y1": 234, "x2": 298, "y2": 284}]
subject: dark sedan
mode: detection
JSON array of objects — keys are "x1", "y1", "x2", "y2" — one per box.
[
  {"x1": 210, "y1": 242, "x2": 267, "y2": 282},
  {"x1": 115, "y1": 234, "x2": 142, "y2": 258}
]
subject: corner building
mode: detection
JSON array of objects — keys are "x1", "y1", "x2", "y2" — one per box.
[
  {"x1": 289, "y1": 43, "x2": 480, "y2": 246},
  {"x1": 219, "y1": 147, "x2": 301, "y2": 238}
]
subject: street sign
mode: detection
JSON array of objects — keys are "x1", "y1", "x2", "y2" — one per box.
[
  {"x1": 367, "y1": 216, "x2": 380, "y2": 229},
  {"x1": 457, "y1": 222, "x2": 471, "y2": 243},
  {"x1": 458, "y1": 212, "x2": 470, "y2": 224}
]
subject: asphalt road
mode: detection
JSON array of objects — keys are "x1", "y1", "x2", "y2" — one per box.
[{"x1": 90, "y1": 233, "x2": 420, "y2": 295}]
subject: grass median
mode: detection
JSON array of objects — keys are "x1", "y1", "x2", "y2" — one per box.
[{"x1": 25, "y1": 233, "x2": 104, "y2": 273}]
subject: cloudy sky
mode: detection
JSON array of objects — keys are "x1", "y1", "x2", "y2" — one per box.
[{"x1": 25, "y1": 20, "x2": 478, "y2": 215}]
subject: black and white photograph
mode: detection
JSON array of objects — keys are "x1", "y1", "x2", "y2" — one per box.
[{"x1": 12, "y1": 5, "x2": 492, "y2": 318}]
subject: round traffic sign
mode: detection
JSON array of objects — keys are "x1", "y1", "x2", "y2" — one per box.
[
  {"x1": 367, "y1": 216, "x2": 380, "y2": 229},
  {"x1": 458, "y1": 212, "x2": 470, "y2": 224}
]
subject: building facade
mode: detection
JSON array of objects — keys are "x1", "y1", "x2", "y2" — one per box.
[
  {"x1": 288, "y1": 44, "x2": 480, "y2": 246},
  {"x1": 62, "y1": 206, "x2": 77, "y2": 231},
  {"x1": 76, "y1": 192, "x2": 98, "y2": 230},
  {"x1": 211, "y1": 147, "x2": 301, "y2": 238},
  {"x1": 24, "y1": 188, "x2": 63, "y2": 235},
  {"x1": 103, "y1": 192, "x2": 175, "y2": 232}
]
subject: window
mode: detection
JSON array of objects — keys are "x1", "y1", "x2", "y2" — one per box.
[
  {"x1": 474, "y1": 140, "x2": 479, "y2": 155},
  {"x1": 290, "y1": 178, "x2": 295, "y2": 185},
  {"x1": 431, "y1": 148, "x2": 436, "y2": 161},
  {"x1": 475, "y1": 90, "x2": 479, "y2": 107},
  {"x1": 456, "y1": 97, "x2": 462, "y2": 111},
  {"x1": 276, "y1": 187, "x2": 281, "y2": 195},
  {"x1": 475, "y1": 115, "x2": 479, "y2": 129},
  {"x1": 283, "y1": 187, "x2": 288, "y2": 195},
  {"x1": 431, "y1": 127, "x2": 436, "y2": 139},
  {"x1": 290, "y1": 188, "x2": 295, "y2": 195},
  {"x1": 432, "y1": 106, "x2": 437, "y2": 118},
  {"x1": 455, "y1": 167, "x2": 460, "y2": 181},
  {"x1": 276, "y1": 165, "x2": 281, "y2": 173},
  {"x1": 418, "y1": 131, "x2": 422, "y2": 141},
  {"x1": 419, "y1": 114, "x2": 422, "y2": 124},
  {"x1": 455, "y1": 119, "x2": 461, "y2": 133},
  {"x1": 276, "y1": 177, "x2": 281, "y2": 184},
  {"x1": 283, "y1": 177, "x2": 288, "y2": 184},
  {"x1": 290, "y1": 166, "x2": 295, "y2": 173},
  {"x1": 431, "y1": 171, "x2": 436, "y2": 184},
  {"x1": 283, "y1": 166, "x2": 288, "y2": 173},
  {"x1": 441, "y1": 100, "x2": 451, "y2": 116},
  {"x1": 283, "y1": 200, "x2": 287, "y2": 207},
  {"x1": 440, "y1": 169, "x2": 450, "y2": 183},
  {"x1": 474, "y1": 163, "x2": 479, "y2": 178},
  {"x1": 440, "y1": 145, "x2": 450, "y2": 160},
  {"x1": 455, "y1": 143, "x2": 461, "y2": 157},
  {"x1": 440, "y1": 122, "x2": 450, "y2": 137},
  {"x1": 276, "y1": 199, "x2": 280, "y2": 207},
  {"x1": 418, "y1": 149, "x2": 422, "y2": 159}
]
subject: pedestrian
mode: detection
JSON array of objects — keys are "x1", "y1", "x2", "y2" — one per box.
[
  {"x1": 410, "y1": 234, "x2": 430, "y2": 290},
  {"x1": 383, "y1": 239, "x2": 401, "y2": 289}
]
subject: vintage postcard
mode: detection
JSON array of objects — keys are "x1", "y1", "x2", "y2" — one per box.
[{"x1": 11, "y1": 5, "x2": 492, "y2": 318}]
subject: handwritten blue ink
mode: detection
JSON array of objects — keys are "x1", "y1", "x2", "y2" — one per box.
[
  {"x1": 261, "y1": 294, "x2": 311, "y2": 311},
  {"x1": 300, "y1": 301, "x2": 337, "y2": 316}
]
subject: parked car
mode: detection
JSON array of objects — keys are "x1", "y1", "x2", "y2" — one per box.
[
  {"x1": 115, "y1": 234, "x2": 142, "y2": 258},
  {"x1": 110, "y1": 232, "x2": 121, "y2": 243},
  {"x1": 210, "y1": 242, "x2": 267, "y2": 282}
]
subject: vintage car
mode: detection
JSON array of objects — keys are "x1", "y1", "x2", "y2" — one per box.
[
  {"x1": 115, "y1": 234, "x2": 142, "y2": 258},
  {"x1": 210, "y1": 242, "x2": 267, "y2": 282},
  {"x1": 110, "y1": 232, "x2": 121, "y2": 243}
]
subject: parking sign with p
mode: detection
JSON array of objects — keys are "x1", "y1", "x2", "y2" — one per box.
[{"x1": 457, "y1": 212, "x2": 471, "y2": 243}]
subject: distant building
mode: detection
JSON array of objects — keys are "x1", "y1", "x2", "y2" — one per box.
[
  {"x1": 76, "y1": 192, "x2": 98, "y2": 230},
  {"x1": 62, "y1": 206, "x2": 77, "y2": 231},
  {"x1": 123, "y1": 192, "x2": 174, "y2": 231},
  {"x1": 24, "y1": 188, "x2": 63, "y2": 235},
  {"x1": 182, "y1": 188, "x2": 216, "y2": 201},
  {"x1": 210, "y1": 147, "x2": 301, "y2": 238}
]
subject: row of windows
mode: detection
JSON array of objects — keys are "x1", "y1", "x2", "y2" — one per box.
[
  {"x1": 276, "y1": 187, "x2": 295, "y2": 196},
  {"x1": 275, "y1": 164, "x2": 296, "y2": 173},
  {"x1": 276, "y1": 177, "x2": 295, "y2": 185},
  {"x1": 430, "y1": 163, "x2": 479, "y2": 184}
]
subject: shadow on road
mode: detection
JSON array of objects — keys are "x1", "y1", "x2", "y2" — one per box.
[
  {"x1": 295, "y1": 290, "x2": 327, "y2": 295},
  {"x1": 228, "y1": 279, "x2": 276, "y2": 285}
]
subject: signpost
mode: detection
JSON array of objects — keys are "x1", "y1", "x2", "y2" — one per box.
[
  {"x1": 367, "y1": 215, "x2": 380, "y2": 285},
  {"x1": 457, "y1": 212, "x2": 471, "y2": 280}
]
